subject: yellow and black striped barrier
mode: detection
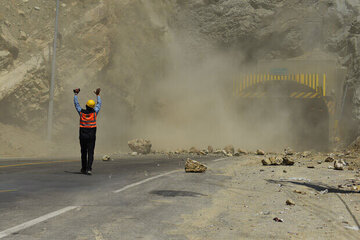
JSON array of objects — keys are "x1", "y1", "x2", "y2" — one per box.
[
  {"x1": 237, "y1": 91, "x2": 321, "y2": 98},
  {"x1": 233, "y1": 73, "x2": 327, "y2": 97}
]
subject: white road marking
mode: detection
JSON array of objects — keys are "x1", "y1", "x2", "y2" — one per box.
[
  {"x1": 213, "y1": 157, "x2": 229, "y2": 162},
  {"x1": 0, "y1": 206, "x2": 78, "y2": 239},
  {"x1": 113, "y1": 170, "x2": 180, "y2": 193}
]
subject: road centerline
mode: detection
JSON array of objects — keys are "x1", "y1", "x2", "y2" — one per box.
[
  {"x1": 113, "y1": 170, "x2": 180, "y2": 193},
  {"x1": 0, "y1": 160, "x2": 77, "y2": 168}
]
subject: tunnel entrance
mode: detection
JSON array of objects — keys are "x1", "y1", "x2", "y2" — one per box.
[{"x1": 234, "y1": 79, "x2": 330, "y2": 151}]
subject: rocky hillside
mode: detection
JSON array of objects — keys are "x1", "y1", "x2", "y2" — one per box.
[{"x1": 0, "y1": 0, "x2": 359, "y2": 156}]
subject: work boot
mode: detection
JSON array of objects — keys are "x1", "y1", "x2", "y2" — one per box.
[
  {"x1": 80, "y1": 169, "x2": 86, "y2": 174},
  {"x1": 86, "y1": 170, "x2": 92, "y2": 175}
]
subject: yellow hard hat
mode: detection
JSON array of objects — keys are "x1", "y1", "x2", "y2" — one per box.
[{"x1": 86, "y1": 99, "x2": 96, "y2": 108}]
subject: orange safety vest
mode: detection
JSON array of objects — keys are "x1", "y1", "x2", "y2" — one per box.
[{"x1": 80, "y1": 112, "x2": 97, "y2": 128}]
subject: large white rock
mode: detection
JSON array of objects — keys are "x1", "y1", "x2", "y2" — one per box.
[{"x1": 128, "y1": 139, "x2": 152, "y2": 154}]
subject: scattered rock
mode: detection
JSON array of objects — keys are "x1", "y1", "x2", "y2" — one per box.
[
  {"x1": 293, "y1": 190, "x2": 306, "y2": 195},
  {"x1": 317, "y1": 160, "x2": 322, "y2": 164},
  {"x1": 286, "y1": 199, "x2": 295, "y2": 206},
  {"x1": 19, "y1": 31, "x2": 27, "y2": 40},
  {"x1": 319, "y1": 189, "x2": 328, "y2": 194},
  {"x1": 307, "y1": 165, "x2": 315, "y2": 169},
  {"x1": 262, "y1": 156, "x2": 282, "y2": 165},
  {"x1": 199, "y1": 150, "x2": 207, "y2": 155},
  {"x1": 18, "y1": 10, "x2": 25, "y2": 17},
  {"x1": 348, "y1": 167, "x2": 355, "y2": 171},
  {"x1": 234, "y1": 152, "x2": 240, "y2": 156},
  {"x1": 207, "y1": 145, "x2": 214, "y2": 153},
  {"x1": 4, "y1": 20, "x2": 11, "y2": 27},
  {"x1": 214, "y1": 149, "x2": 223, "y2": 154},
  {"x1": 34, "y1": 6, "x2": 40, "y2": 11},
  {"x1": 283, "y1": 156, "x2": 295, "y2": 166},
  {"x1": 302, "y1": 151, "x2": 311, "y2": 157},
  {"x1": 284, "y1": 147, "x2": 294, "y2": 155},
  {"x1": 185, "y1": 158, "x2": 207, "y2": 173},
  {"x1": 128, "y1": 139, "x2": 152, "y2": 154},
  {"x1": 273, "y1": 217, "x2": 284, "y2": 222},
  {"x1": 256, "y1": 149, "x2": 265, "y2": 155},
  {"x1": 262, "y1": 158, "x2": 271, "y2": 166},
  {"x1": 189, "y1": 146, "x2": 200, "y2": 154},
  {"x1": 325, "y1": 156, "x2": 334, "y2": 162},
  {"x1": 328, "y1": 166, "x2": 334, "y2": 169},
  {"x1": 131, "y1": 152, "x2": 138, "y2": 156},
  {"x1": 102, "y1": 155, "x2": 111, "y2": 161},
  {"x1": 224, "y1": 145, "x2": 235, "y2": 154},
  {"x1": 334, "y1": 160, "x2": 344, "y2": 170},
  {"x1": 283, "y1": 169, "x2": 287, "y2": 173},
  {"x1": 237, "y1": 148, "x2": 247, "y2": 155}
]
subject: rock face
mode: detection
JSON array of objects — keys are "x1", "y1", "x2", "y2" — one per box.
[
  {"x1": 224, "y1": 145, "x2": 235, "y2": 154},
  {"x1": 0, "y1": 50, "x2": 12, "y2": 70},
  {"x1": 128, "y1": 139, "x2": 152, "y2": 154},
  {"x1": 185, "y1": 158, "x2": 207, "y2": 173}
]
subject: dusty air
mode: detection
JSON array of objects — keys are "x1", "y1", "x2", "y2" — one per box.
[{"x1": 1, "y1": 1, "x2": 360, "y2": 239}]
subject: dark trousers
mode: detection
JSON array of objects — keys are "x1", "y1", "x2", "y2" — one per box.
[{"x1": 80, "y1": 136, "x2": 96, "y2": 171}]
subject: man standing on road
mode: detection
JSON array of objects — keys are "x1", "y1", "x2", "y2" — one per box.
[{"x1": 73, "y1": 88, "x2": 102, "y2": 175}]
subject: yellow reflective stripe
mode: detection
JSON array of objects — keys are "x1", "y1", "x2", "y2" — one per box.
[
  {"x1": 290, "y1": 92, "x2": 298, "y2": 97},
  {"x1": 310, "y1": 92, "x2": 319, "y2": 98},
  {"x1": 295, "y1": 92, "x2": 306, "y2": 98},
  {"x1": 303, "y1": 92, "x2": 313, "y2": 98}
]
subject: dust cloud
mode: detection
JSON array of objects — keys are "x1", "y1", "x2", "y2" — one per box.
[{"x1": 101, "y1": 26, "x2": 325, "y2": 153}]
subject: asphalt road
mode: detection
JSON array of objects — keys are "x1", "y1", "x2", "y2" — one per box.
[{"x1": 0, "y1": 154, "x2": 228, "y2": 239}]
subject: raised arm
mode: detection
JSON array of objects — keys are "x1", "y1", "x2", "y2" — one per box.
[
  {"x1": 74, "y1": 95, "x2": 82, "y2": 114},
  {"x1": 94, "y1": 95, "x2": 101, "y2": 114},
  {"x1": 94, "y1": 88, "x2": 101, "y2": 114}
]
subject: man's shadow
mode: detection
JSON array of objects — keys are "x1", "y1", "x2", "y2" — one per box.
[{"x1": 64, "y1": 171, "x2": 83, "y2": 175}]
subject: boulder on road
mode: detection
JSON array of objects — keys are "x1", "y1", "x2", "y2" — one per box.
[
  {"x1": 284, "y1": 147, "x2": 294, "y2": 155},
  {"x1": 256, "y1": 149, "x2": 265, "y2": 155},
  {"x1": 282, "y1": 156, "x2": 295, "y2": 166},
  {"x1": 102, "y1": 155, "x2": 111, "y2": 161},
  {"x1": 185, "y1": 158, "x2": 207, "y2": 173},
  {"x1": 302, "y1": 151, "x2": 311, "y2": 157},
  {"x1": 224, "y1": 145, "x2": 235, "y2": 154},
  {"x1": 128, "y1": 139, "x2": 152, "y2": 154},
  {"x1": 237, "y1": 148, "x2": 247, "y2": 155},
  {"x1": 189, "y1": 146, "x2": 200, "y2": 154},
  {"x1": 325, "y1": 156, "x2": 335, "y2": 162},
  {"x1": 334, "y1": 160, "x2": 344, "y2": 170}
]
